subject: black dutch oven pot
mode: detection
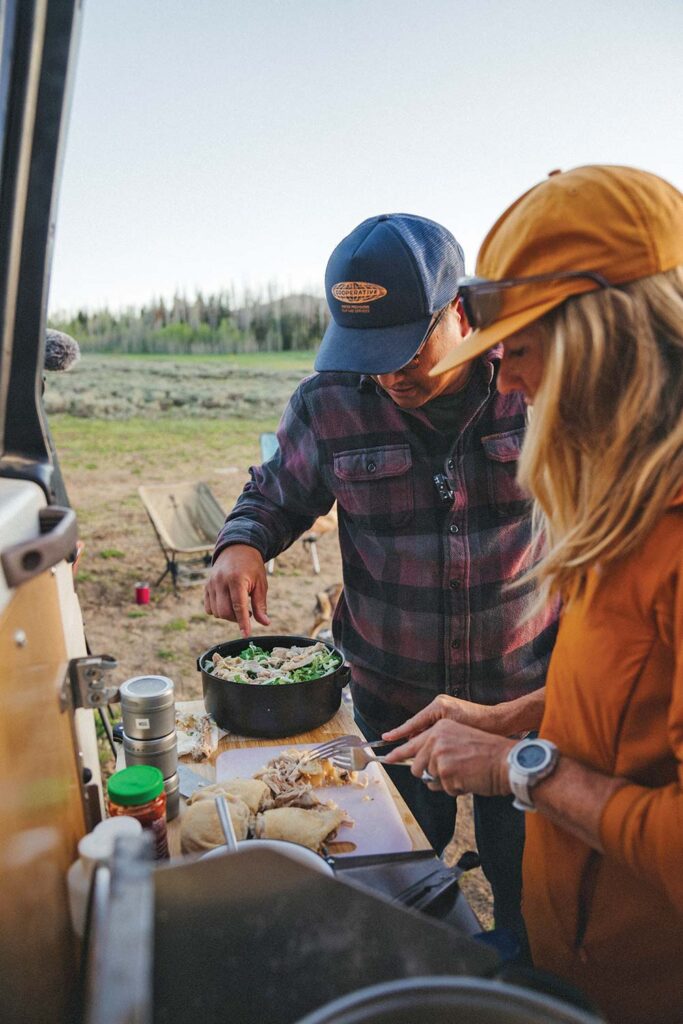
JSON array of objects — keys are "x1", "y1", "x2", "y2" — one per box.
[{"x1": 197, "y1": 634, "x2": 350, "y2": 737}]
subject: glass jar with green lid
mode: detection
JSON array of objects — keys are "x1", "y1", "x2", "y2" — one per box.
[{"x1": 107, "y1": 765, "x2": 169, "y2": 860}]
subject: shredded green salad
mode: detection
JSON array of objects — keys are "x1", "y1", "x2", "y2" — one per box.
[{"x1": 207, "y1": 641, "x2": 342, "y2": 685}]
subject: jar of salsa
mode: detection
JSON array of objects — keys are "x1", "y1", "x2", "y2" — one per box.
[{"x1": 107, "y1": 765, "x2": 169, "y2": 860}]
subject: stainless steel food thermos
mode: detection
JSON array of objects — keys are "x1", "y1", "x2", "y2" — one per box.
[
  {"x1": 163, "y1": 771, "x2": 180, "y2": 821},
  {"x1": 122, "y1": 729, "x2": 178, "y2": 781},
  {"x1": 120, "y1": 675, "x2": 178, "y2": 817},
  {"x1": 119, "y1": 675, "x2": 175, "y2": 739}
]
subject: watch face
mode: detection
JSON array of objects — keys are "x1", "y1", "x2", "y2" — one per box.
[{"x1": 516, "y1": 743, "x2": 548, "y2": 770}]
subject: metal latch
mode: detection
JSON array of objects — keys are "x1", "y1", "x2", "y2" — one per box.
[{"x1": 61, "y1": 654, "x2": 119, "y2": 711}]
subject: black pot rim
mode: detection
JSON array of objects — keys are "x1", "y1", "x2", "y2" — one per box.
[{"x1": 197, "y1": 633, "x2": 345, "y2": 677}]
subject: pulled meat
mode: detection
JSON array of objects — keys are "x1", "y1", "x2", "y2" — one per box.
[
  {"x1": 210, "y1": 642, "x2": 333, "y2": 685},
  {"x1": 253, "y1": 748, "x2": 356, "y2": 810}
]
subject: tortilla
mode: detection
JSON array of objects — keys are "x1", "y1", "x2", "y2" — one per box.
[
  {"x1": 188, "y1": 777, "x2": 270, "y2": 814},
  {"x1": 180, "y1": 794, "x2": 250, "y2": 853},
  {"x1": 253, "y1": 806, "x2": 346, "y2": 852}
]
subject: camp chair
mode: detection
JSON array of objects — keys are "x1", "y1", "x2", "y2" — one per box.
[
  {"x1": 138, "y1": 482, "x2": 226, "y2": 592},
  {"x1": 259, "y1": 432, "x2": 333, "y2": 576}
]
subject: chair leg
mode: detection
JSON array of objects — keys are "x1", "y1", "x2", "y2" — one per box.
[
  {"x1": 306, "y1": 538, "x2": 321, "y2": 575},
  {"x1": 155, "y1": 563, "x2": 171, "y2": 587},
  {"x1": 305, "y1": 540, "x2": 323, "y2": 573}
]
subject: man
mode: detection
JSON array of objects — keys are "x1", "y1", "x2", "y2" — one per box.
[{"x1": 204, "y1": 213, "x2": 557, "y2": 942}]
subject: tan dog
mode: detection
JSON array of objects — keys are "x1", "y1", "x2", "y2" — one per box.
[{"x1": 310, "y1": 582, "x2": 343, "y2": 639}]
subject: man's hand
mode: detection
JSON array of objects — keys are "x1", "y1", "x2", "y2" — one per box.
[
  {"x1": 384, "y1": 719, "x2": 514, "y2": 798},
  {"x1": 204, "y1": 545, "x2": 271, "y2": 636},
  {"x1": 382, "y1": 694, "x2": 506, "y2": 743}
]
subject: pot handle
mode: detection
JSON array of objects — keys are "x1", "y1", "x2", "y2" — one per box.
[{"x1": 335, "y1": 663, "x2": 352, "y2": 689}]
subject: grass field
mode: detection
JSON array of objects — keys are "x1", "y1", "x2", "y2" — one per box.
[
  {"x1": 45, "y1": 351, "x2": 316, "y2": 420},
  {"x1": 52, "y1": 415, "x2": 280, "y2": 484},
  {"x1": 84, "y1": 350, "x2": 317, "y2": 369}
]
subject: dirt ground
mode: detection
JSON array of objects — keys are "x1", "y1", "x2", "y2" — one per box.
[{"x1": 50, "y1": 354, "x2": 493, "y2": 926}]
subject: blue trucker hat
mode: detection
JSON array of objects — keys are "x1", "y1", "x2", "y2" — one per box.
[{"x1": 314, "y1": 213, "x2": 465, "y2": 374}]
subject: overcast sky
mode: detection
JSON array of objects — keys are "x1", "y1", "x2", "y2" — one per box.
[{"x1": 48, "y1": 0, "x2": 683, "y2": 314}]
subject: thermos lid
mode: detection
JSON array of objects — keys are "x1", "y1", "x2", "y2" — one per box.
[{"x1": 119, "y1": 675, "x2": 174, "y2": 712}]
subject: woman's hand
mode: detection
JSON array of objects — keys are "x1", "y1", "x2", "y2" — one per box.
[
  {"x1": 383, "y1": 719, "x2": 515, "y2": 798},
  {"x1": 382, "y1": 694, "x2": 506, "y2": 743},
  {"x1": 383, "y1": 688, "x2": 547, "y2": 744}
]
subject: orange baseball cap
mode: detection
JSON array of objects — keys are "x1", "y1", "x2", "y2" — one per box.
[{"x1": 430, "y1": 165, "x2": 683, "y2": 375}]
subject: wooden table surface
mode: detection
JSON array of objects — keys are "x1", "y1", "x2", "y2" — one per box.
[{"x1": 167, "y1": 700, "x2": 431, "y2": 858}]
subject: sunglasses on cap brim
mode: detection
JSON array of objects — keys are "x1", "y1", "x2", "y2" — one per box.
[{"x1": 457, "y1": 270, "x2": 611, "y2": 330}]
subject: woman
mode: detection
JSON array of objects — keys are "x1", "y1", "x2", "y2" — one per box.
[{"x1": 383, "y1": 165, "x2": 683, "y2": 1024}]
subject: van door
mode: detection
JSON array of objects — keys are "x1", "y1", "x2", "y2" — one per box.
[{"x1": 0, "y1": 3, "x2": 94, "y2": 1022}]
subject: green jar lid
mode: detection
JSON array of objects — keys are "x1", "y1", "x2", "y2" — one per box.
[{"x1": 107, "y1": 765, "x2": 164, "y2": 806}]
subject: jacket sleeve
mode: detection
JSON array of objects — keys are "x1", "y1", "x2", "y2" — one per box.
[
  {"x1": 599, "y1": 555, "x2": 683, "y2": 912},
  {"x1": 213, "y1": 382, "x2": 334, "y2": 562}
]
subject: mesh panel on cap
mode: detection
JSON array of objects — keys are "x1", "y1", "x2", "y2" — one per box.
[{"x1": 396, "y1": 215, "x2": 466, "y2": 313}]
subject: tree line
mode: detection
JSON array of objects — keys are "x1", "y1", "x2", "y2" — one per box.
[{"x1": 49, "y1": 287, "x2": 330, "y2": 355}]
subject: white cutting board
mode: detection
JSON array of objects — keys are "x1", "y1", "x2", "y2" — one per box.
[{"x1": 215, "y1": 745, "x2": 412, "y2": 856}]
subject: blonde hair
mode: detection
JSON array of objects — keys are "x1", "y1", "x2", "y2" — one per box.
[{"x1": 518, "y1": 266, "x2": 683, "y2": 607}]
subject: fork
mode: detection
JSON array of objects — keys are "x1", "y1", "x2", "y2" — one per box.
[
  {"x1": 331, "y1": 746, "x2": 438, "y2": 784},
  {"x1": 302, "y1": 734, "x2": 390, "y2": 763}
]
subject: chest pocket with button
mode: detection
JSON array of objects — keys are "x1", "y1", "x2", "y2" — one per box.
[
  {"x1": 481, "y1": 428, "x2": 530, "y2": 518},
  {"x1": 333, "y1": 444, "x2": 414, "y2": 528}
]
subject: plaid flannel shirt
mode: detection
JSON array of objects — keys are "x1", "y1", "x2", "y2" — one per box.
[{"x1": 215, "y1": 353, "x2": 558, "y2": 731}]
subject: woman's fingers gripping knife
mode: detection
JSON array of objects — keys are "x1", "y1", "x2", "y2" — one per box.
[
  {"x1": 386, "y1": 720, "x2": 516, "y2": 798},
  {"x1": 384, "y1": 731, "x2": 448, "y2": 795},
  {"x1": 382, "y1": 694, "x2": 458, "y2": 742}
]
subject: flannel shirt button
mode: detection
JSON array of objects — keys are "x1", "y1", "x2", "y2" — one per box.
[
  {"x1": 449, "y1": 579, "x2": 460, "y2": 589},
  {"x1": 447, "y1": 459, "x2": 454, "y2": 471},
  {"x1": 450, "y1": 638, "x2": 460, "y2": 649},
  {"x1": 449, "y1": 524, "x2": 459, "y2": 535},
  {"x1": 366, "y1": 461, "x2": 377, "y2": 473}
]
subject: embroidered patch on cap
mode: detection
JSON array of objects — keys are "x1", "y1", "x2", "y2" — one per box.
[{"x1": 331, "y1": 282, "x2": 388, "y2": 304}]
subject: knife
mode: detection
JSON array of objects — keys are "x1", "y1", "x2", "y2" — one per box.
[{"x1": 177, "y1": 762, "x2": 212, "y2": 799}]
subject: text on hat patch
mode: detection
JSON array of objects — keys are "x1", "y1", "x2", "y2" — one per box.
[{"x1": 331, "y1": 282, "x2": 388, "y2": 304}]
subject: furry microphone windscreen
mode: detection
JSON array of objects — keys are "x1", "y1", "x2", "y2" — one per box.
[{"x1": 44, "y1": 329, "x2": 81, "y2": 372}]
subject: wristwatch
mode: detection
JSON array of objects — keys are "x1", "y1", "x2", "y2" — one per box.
[{"x1": 507, "y1": 738, "x2": 559, "y2": 812}]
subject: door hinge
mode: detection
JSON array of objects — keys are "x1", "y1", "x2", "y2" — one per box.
[{"x1": 61, "y1": 654, "x2": 119, "y2": 711}]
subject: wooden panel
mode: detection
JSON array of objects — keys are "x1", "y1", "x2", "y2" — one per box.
[
  {"x1": 167, "y1": 702, "x2": 431, "y2": 857},
  {"x1": 0, "y1": 571, "x2": 86, "y2": 1024}
]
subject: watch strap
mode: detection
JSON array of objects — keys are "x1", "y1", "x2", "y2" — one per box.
[{"x1": 509, "y1": 768, "x2": 535, "y2": 812}]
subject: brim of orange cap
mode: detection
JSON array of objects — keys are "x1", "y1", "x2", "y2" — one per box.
[{"x1": 429, "y1": 294, "x2": 566, "y2": 376}]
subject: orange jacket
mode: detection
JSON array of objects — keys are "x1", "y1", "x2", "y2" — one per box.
[{"x1": 523, "y1": 493, "x2": 683, "y2": 1024}]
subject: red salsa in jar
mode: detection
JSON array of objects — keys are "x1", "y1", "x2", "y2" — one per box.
[{"x1": 107, "y1": 765, "x2": 169, "y2": 860}]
